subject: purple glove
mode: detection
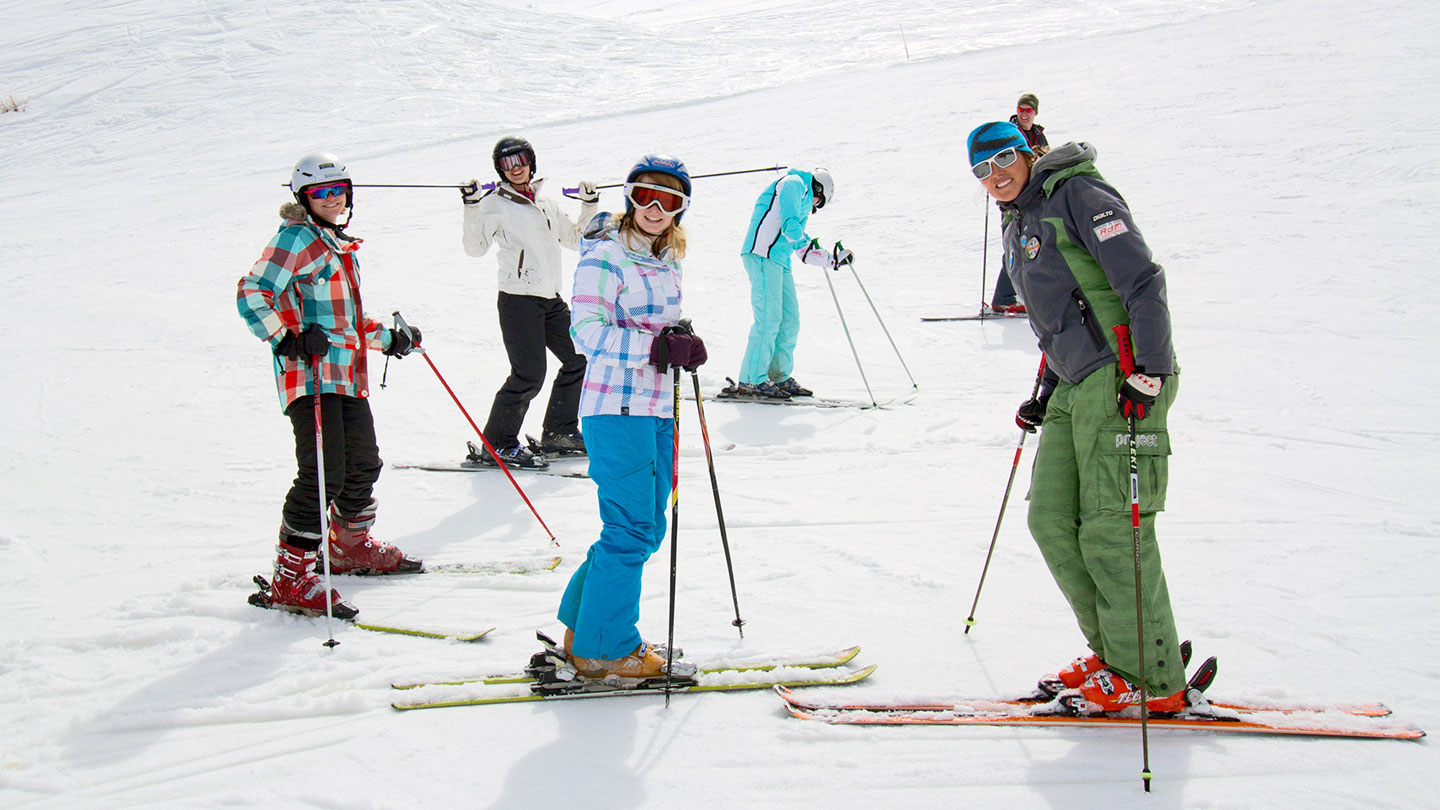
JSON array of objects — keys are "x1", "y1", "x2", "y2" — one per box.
[{"x1": 650, "y1": 331, "x2": 708, "y2": 373}]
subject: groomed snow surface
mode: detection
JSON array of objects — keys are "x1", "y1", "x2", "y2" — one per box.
[{"x1": 2, "y1": 0, "x2": 1437, "y2": 807}]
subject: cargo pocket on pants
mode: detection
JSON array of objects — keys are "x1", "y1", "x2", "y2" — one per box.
[{"x1": 1090, "y1": 425, "x2": 1171, "y2": 514}]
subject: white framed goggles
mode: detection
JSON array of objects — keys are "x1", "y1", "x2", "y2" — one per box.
[
  {"x1": 972, "y1": 147, "x2": 1021, "y2": 180},
  {"x1": 625, "y1": 181, "x2": 690, "y2": 215}
]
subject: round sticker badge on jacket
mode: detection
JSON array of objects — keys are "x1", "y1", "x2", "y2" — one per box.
[{"x1": 1024, "y1": 235, "x2": 1041, "y2": 260}]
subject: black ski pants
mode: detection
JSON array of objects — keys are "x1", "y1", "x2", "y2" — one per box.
[
  {"x1": 282, "y1": 393, "x2": 383, "y2": 540},
  {"x1": 483, "y1": 292, "x2": 586, "y2": 448}
]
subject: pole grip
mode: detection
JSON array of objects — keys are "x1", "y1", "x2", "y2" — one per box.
[{"x1": 1112, "y1": 324, "x2": 1136, "y2": 377}]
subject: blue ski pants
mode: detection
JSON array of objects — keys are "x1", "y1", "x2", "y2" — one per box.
[
  {"x1": 557, "y1": 414, "x2": 675, "y2": 659},
  {"x1": 738, "y1": 253, "x2": 800, "y2": 385}
]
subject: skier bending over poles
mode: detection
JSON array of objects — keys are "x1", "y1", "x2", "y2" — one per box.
[
  {"x1": 556, "y1": 154, "x2": 708, "y2": 679},
  {"x1": 237, "y1": 152, "x2": 423, "y2": 617},
  {"x1": 461, "y1": 136, "x2": 599, "y2": 469},
  {"x1": 731, "y1": 167, "x2": 845, "y2": 399},
  {"x1": 967, "y1": 121, "x2": 1192, "y2": 712}
]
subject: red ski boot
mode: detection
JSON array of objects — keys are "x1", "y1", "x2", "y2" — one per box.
[
  {"x1": 327, "y1": 501, "x2": 423, "y2": 575},
  {"x1": 269, "y1": 534, "x2": 358, "y2": 620},
  {"x1": 1074, "y1": 669, "x2": 1189, "y2": 714}
]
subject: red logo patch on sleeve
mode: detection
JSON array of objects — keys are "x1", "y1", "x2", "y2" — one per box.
[{"x1": 1094, "y1": 220, "x2": 1129, "y2": 242}]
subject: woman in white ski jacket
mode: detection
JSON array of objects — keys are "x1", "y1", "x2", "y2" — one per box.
[{"x1": 461, "y1": 136, "x2": 598, "y2": 468}]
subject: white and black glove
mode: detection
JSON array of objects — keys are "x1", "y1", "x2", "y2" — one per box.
[
  {"x1": 460, "y1": 178, "x2": 484, "y2": 205},
  {"x1": 796, "y1": 238, "x2": 834, "y2": 269},
  {"x1": 577, "y1": 180, "x2": 599, "y2": 204},
  {"x1": 832, "y1": 243, "x2": 855, "y2": 268},
  {"x1": 1118, "y1": 372, "x2": 1162, "y2": 420}
]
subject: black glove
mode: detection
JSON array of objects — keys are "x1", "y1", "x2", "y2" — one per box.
[
  {"x1": 650, "y1": 328, "x2": 707, "y2": 373},
  {"x1": 1015, "y1": 392, "x2": 1051, "y2": 433},
  {"x1": 1118, "y1": 372, "x2": 1161, "y2": 420},
  {"x1": 384, "y1": 327, "x2": 422, "y2": 357},
  {"x1": 275, "y1": 324, "x2": 330, "y2": 361}
]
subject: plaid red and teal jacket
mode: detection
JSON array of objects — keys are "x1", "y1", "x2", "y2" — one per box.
[{"x1": 237, "y1": 203, "x2": 392, "y2": 411}]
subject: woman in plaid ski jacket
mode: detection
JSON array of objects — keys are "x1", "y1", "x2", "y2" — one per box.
[
  {"x1": 554, "y1": 154, "x2": 708, "y2": 681},
  {"x1": 236, "y1": 152, "x2": 423, "y2": 617}
]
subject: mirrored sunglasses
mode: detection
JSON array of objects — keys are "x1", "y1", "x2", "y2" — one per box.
[
  {"x1": 625, "y1": 182, "x2": 689, "y2": 215},
  {"x1": 1017, "y1": 106, "x2": 1036, "y2": 114},
  {"x1": 971, "y1": 147, "x2": 1020, "y2": 180},
  {"x1": 499, "y1": 152, "x2": 532, "y2": 171},
  {"x1": 305, "y1": 182, "x2": 350, "y2": 199}
]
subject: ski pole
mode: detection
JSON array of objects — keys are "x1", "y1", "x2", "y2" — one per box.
[
  {"x1": 1113, "y1": 323, "x2": 1153, "y2": 792},
  {"x1": 691, "y1": 371, "x2": 745, "y2": 637},
  {"x1": 277, "y1": 182, "x2": 468, "y2": 190},
  {"x1": 308, "y1": 356, "x2": 340, "y2": 649},
  {"x1": 963, "y1": 354, "x2": 1046, "y2": 634},
  {"x1": 837, "y1": 241, "x2": 917, "y2": 390},
  {"x1": 979, "y1": 203, "x2": 990, "y2": 316},
  {"x1": 665, "y1": 361, "x2": 682, "y2": 706},
  {"x1": 398, "y1": 313, "x2": 558, "y2": 547},
  {"x1": 561, "y1": 165, "x2": 787, "y2": 198},
  {"x1": 817, "y1": 240, "x2": 877, "y2": 406}
]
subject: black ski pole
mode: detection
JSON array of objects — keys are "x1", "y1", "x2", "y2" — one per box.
[
  {"x1": 1113, "y1": 324, "x2": 1153, "y2": 792},
  {"x1": 561, "y1": 165, "x2": 787, "y2": 198},
  {"x1": 963, "y1": 355, "x2": 1047, "y2": 634},
  {"x1": 665, "y1": 360, "x2": 682, "y2": 706},
  {"x1": 691, "y1": 371, "x2": 745, "y2": 637},
  {"x1": 980, "y1": 203, "x2": 990, "y2": 316}
]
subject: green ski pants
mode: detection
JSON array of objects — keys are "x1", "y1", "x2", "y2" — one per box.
[{"x1": 1027, "y1": 366, "x2": 1185, "y2": 694}]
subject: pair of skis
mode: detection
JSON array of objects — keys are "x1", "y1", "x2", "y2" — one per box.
[
  {"x1": 392, "y1": 440, "x2": 591, "y2": 478},
  {"x1": 390, "y1": 634, "x2": 875, "y2": 710},
  {"x1": 706, "y1": 377, "x2": 914, "y2": 410},
  {"x1": 773, "y1": 658, "x2": 1423, "y2": 739},
  {"x1": 246, "y1": 555, "x2": 561, "y2": 641}
]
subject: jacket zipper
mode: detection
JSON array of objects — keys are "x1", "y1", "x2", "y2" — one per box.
[{"x1": 1070, "y1": 288, "x2": 1108, "y2": 351}]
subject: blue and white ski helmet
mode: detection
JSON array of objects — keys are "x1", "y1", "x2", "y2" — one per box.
[{"x1": 625, "y1": 153, "x2": 692, "y2": 222}]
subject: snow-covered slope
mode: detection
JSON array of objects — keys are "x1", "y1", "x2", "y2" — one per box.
[{"x1": 2, "y1": 0, "x2": 1436, "y2": 806}]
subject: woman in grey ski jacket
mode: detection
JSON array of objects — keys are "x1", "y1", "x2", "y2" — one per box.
[{"x1": 967, "y1": 121, "x2": 1190, "y2": 714}]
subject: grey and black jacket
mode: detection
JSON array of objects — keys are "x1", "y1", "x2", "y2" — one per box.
[{"x1": 998, "y1": 142, "x2": 1174, "y2": 386}]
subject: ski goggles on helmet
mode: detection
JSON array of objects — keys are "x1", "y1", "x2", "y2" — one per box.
[
  {"x1": 304, "y1": 182, "x2": 350, "y2": 199},
  {"x1": 971, "y1": 147, "x2": 1021, "y2": 180},
  {"x1": 625, "y1": 182, "x2": 690, "y2": 215},
  {"x1": 498, "y1": 151, "x2": 532, "y2": 171}
]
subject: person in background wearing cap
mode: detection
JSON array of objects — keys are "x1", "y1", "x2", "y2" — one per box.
[
  {"x1": 729, "y1": 167, "x2": 844, "y2": 400},
  {"x1": 966, "y1": 121, "x2": 1192, "y2": 715},
  {"x1": 1011, "y1": 93, "x2": 1049, "y2": 150},
  {"x1": 237, "y1": 152, "x2": 425, "y2": 619},
  {"x1": 460, "y1": 136, "x2": 599, "y2": 469},
  {"x1": 991, "y1": 94, "x2": 1050, "y2": 313}
]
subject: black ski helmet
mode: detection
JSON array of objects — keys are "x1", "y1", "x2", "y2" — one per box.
[{"x1": 492, "y1": 136, "x2": 536, "y2": 178}]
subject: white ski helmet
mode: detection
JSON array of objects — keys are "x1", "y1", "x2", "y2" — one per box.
[
  {"x1": 290, "y1": 153, "x2": 351, "y2": 194},
  {"x1": 811, "y1": 167, "x2": 835, "y2": 209}
]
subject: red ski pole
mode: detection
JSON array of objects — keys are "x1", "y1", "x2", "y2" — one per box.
[
  {"x1": 400, "y1": 317, "x2": 557, "y2": 547},
  {"x1": 1113, "y1": 323, "x2": 1153, "y2": 792},
  {"x1": 309, "y1": 357, "x2": 340, "y2": 649}
]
